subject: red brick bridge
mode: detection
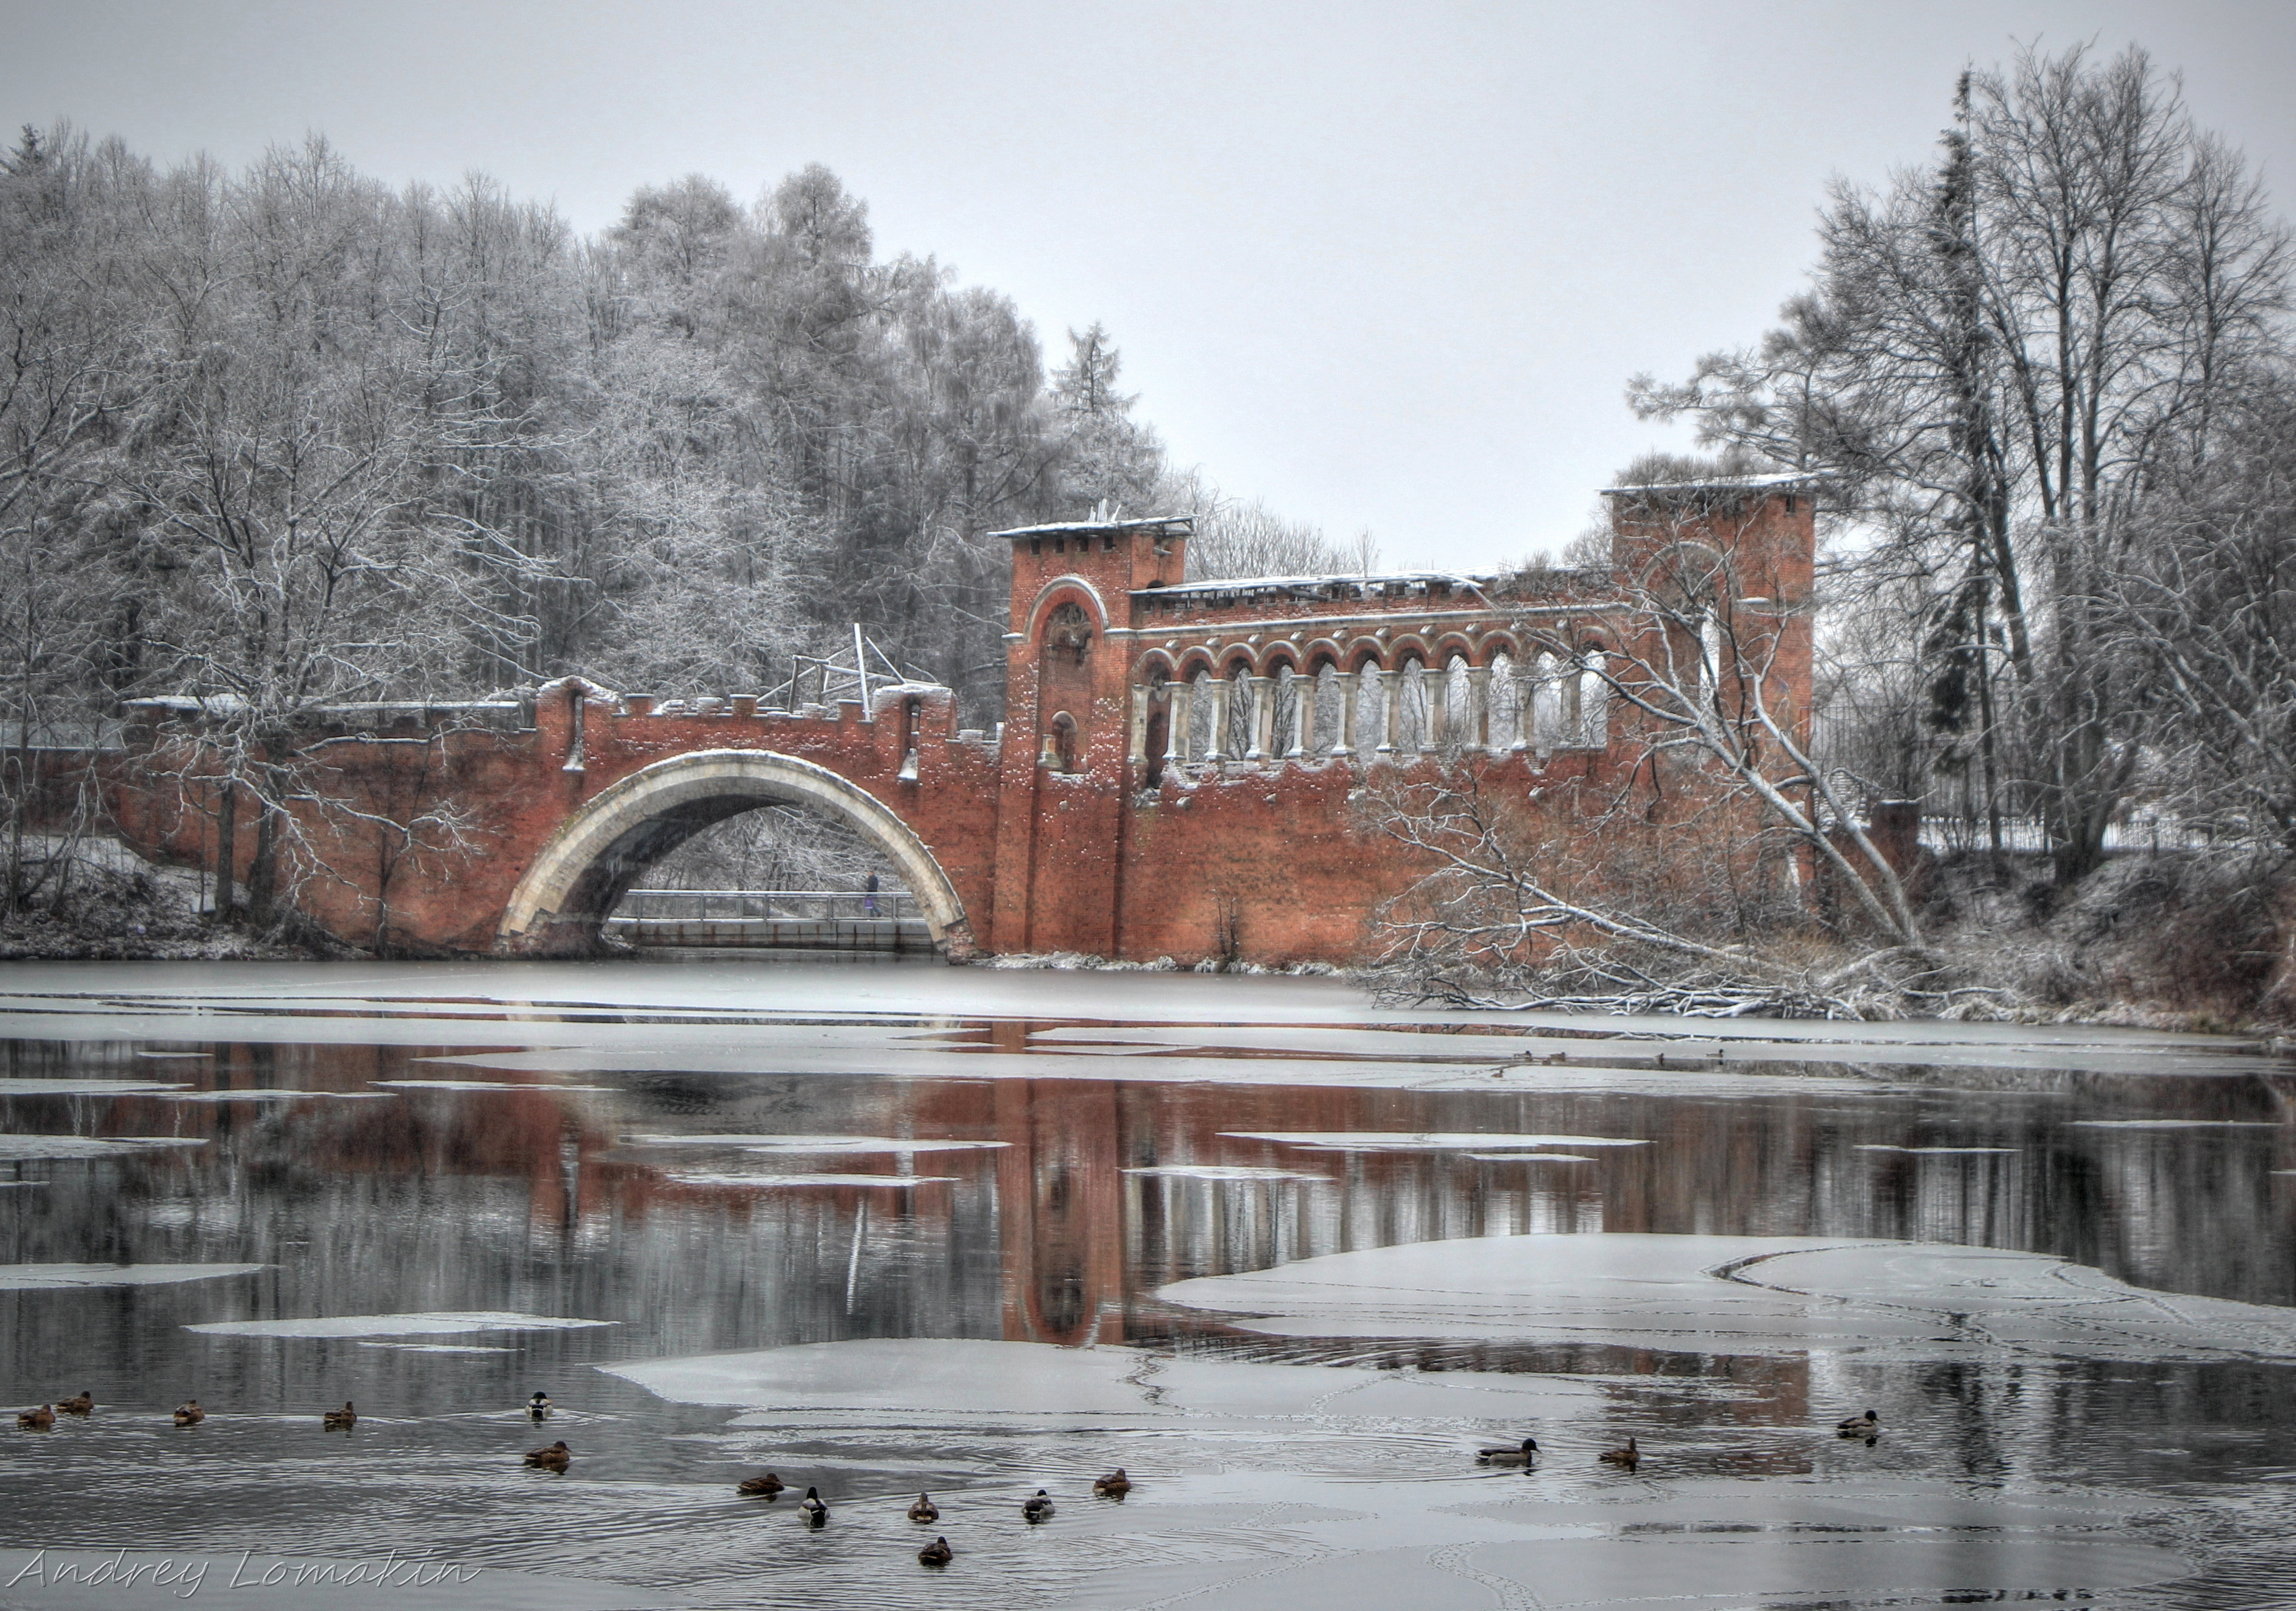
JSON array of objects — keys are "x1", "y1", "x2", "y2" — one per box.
[{"x1": 106, "y1": 481, "x2": 1815, "y2": 964}]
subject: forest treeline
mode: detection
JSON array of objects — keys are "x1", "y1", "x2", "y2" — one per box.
[{"x1": 0, "y1": 125, "x2": 1372, "y2": 912}]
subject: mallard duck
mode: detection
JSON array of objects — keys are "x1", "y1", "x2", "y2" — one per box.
[
  {"x1": 17, "y1": 1404, "x2": 54, "y2": 1430},
  {"x1": 799, "y1": 1487, "x2": 829, "y2": 1528},
  {"x1": 907, "y1": 1492, "x2": 939, "y2": 1523},
  {"x1": 1477, "y1": 1437, "x2": 1539, "y2": 1466},
  {"x1": 172, "y1": 1400, "x2": 204, "y2": 1426},
  {"x1": 1835, "y1": 1409, "x2": 1879, "y2": 1438},
  {"x1": 918, "y1": 1535, "x2": 953, "y2": 1567},
  {"x1": 1598, "y1": 1436, "x2": 1639, "y2": 1467},
  {"x1": 524, "y1": 1440, "x2": 571, "y2": 1471},
  {"x1": 1022, "y1": 1488, "x2": 1054, "y2": 1523},
  {"x1": 526, "y1": 1391, "x2": 553, "y2": 1419},
  {"x1": 737, "y1": 1471, "x2": 786, "y2": 1498},
  {"x1": 56, "y1": 1391, "x2": 93, "y2": 1416},
  {"x1": 323, "y1": 1401, "x2": 357, "y2": 1430},
  {"x1": 1092, "y1": 1468, "x2": 1131, "y2": 1497}
]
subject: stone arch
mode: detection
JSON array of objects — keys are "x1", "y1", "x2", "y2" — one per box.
[
  {"x1": 1021, "y1": 577, "x2": 1110, "y2": 639},
  {"x1": 1132, "y1": 648, "x2": 1180, "y2": 683},
  {"x1": 498, "y1": 750, "x2": 971, "y2": 959}
]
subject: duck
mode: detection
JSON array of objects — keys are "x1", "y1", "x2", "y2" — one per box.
[
  {"x1": 1477, "y1": 1437, "x2": 1539, "y2": 1466},
  {"x1": 737, "y1": 1471, "x2": 786, "y2": 1498},
  {"x1": 323, "y1": 1401, "x2": 357, "y2": 1430},
  {"x1": 918, "y1": 1536, "x2": 953, "y2": 1567},
  {"x1": 1022, "y1": 1489, "x2": 1054, "y2": 1523},
  {"x1": 55, "y1": 1391, "x2": 93, "y2": 1416},
  {"x1": 907, "y1": 1492, "x2": 939, "y2": 1523},
  {"x1": 1092, "y1": 1468, "x2": 1132, "y2": 1497},
  {"x1": 526, "y1": 1391, "x2": 553, "y2": 1419},
  {"x1": 1835, "y1": 1409, "x2": 1880, "y2": 1438},
  {"x1": 1598, "y1": 1436, "x2": 1639, "y2": 1467},
  {"x1": 798, "y1": 1487, "x2": 829, "y2": 1528},
  {"x1": 17, "y1": 1404, "x2": 54, "y2": 1430},
  {"x1": 172, "y1": 1400, "x2": 204, "y2": 1426},
  {"x1": 524, "y1": 1440, "x2": 571, "y2": 1471}
]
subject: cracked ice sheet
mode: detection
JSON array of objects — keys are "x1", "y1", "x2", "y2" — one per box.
[
  {"x1": 1157, "y1": 1233, "x2": 2296, "y2": 1362},
  {"x1": 0, "y1": 1262, "x2": 266, "y2": 1291},
  {"x1": 605, "y1": 1339, "x2": 2188, "y2": 1611},
  {"x1": 186, "y1": 1311, "x2": 617, "y2": 1339}
]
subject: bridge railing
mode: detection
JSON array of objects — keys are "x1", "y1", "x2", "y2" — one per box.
[{"x1": 611, "y1": 889, "x2": 921, "y2": 924}]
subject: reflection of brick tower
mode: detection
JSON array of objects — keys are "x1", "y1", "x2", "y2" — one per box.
[
  {"x1": 989, "y1": 517, "x2": 1189, "y2": 957},
  {"x1": 971, "y1": 1023, "x2": 1131, "y2": 1344}
]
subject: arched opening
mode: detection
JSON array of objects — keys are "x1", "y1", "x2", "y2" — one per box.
[{"x1": 498, "y1": 750, "x2": 970, "y2": 960}]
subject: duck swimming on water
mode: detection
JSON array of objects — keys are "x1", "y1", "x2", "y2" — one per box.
[
  {"x1": 1022, "y1": 1489, "x2": 1054, "y2": 1523},
  {"x1": 1835, "y1": 1410, "x2": 1880, "y2": 1438},
  {"x1": 907, "y1": 1493, "x2": 939, "y2": 1522},
  {"x1": 1599, "y1": 1437, "x2": 1639, "y2": 1468},
  {"x1": 798, "y1": 1487, "x2": 829, "y2": 1528},
  {"x1": 524, "y1": 1440, "x2": 571, "y2": 1471},
  {"x1": 918, "y1": 1536, "x2": 952, "y2": 1567},
  {"x1": 55, "y1": 1392, "x2": 93, "y2": 1416},
  {"x1": 323, "y1": 1402, "x2": 357, "y2": 1430},
  {"x1": 1092, "y1": 1468, "x2": 1131, "y2": 1497},
  {"x1": 17, "y1": 1404, "x2": 54, "y2": 1430},
  {"x1": 1477, "y1": 1438, "x2": 1538, "y2": 1466},
  {"x1": 172, "y1": 1401, "x2": 204, "y2": 1426},
  {"x1": 526, "y1": 1392, "x2": 553, "y2": 1419},
  {"x1": 738, "y1": 1472, "x2": 786, "y2": 1498}
]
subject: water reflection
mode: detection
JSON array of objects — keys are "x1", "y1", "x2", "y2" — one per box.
[{"x1": 2, "y1": 970, "x2": 2294, "y2": 1608}]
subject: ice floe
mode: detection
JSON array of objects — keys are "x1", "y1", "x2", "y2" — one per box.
[
  {"x1": 2069, "y1": 1119, "x2": 2283, "y2": 1130},
  {"x1": 0, "y1": 1135, "x2": 206, "y2": 1160},
  {"x1": 603, "y1": 1336, "x2": 1599, "y2": 1424},
  {"x1": 0, "y1": 1262, "x2": 266, "y2": 1290},
  {"x1": 661, "y1": 1172, "x2": 958, "y2": 1189},
  {"x1": 1158, "y1": 1233, "x2": 2296, "y2": 1362},
  {"x1": 371, "y1": 1079, "x2": 615, "y2": 1093},
  {"x1": 186, "y1": 1311, "x2": 617, "y2": 1339},
  {"x1": 1855, "y1": 1144, "x2": 2021, "y2": 1155},
  {"x1": 0, "y1": 1080, "x2": 189, "y2": 1096},
  {"x1": 1223, "y1": 1131, "x2": 1650, "y2": 1152},
  {"x1": 622, "y1": 1133, "x2": 1007, "y2": 1152},
  {"x1": 1124, "y1": 1165, "x2": 1334, "y2": 1182}
]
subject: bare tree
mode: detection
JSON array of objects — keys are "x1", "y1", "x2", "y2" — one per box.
[
  {"x1": 1634, "y1": 44, "x2": 2290, "y2": 882},
  {"x1": 1373, "y1": 480, "x2": 1946, "y2": 1018}
]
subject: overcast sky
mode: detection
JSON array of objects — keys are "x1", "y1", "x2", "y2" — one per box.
[{"x1": 9, "y1": 1, "x2": 2292, "y2": 572}]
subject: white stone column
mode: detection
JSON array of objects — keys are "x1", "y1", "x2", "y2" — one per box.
[
  {"x1": 1331, "y1": 671, "x2": 1358, "y2": 757},
  {"x1": 1378, "y1": 666, "x2": 1401, "y2": 757},
  {"x1": 1127, "y1": 683, "x2": 1150, "y2": 767},
  {"x1": 1246, "y1": 675, "x2": 1274, "y2": 761},
  {"x1": 1165, "y1": 681, "x2": 1190, "y2": 765},
  {"x1": 1509, "y1": 663, "x2": 1531, "y2": 752},
  {"x1": 1291, "y1": 674, "x2": 1315, "y2": 759},
  {"x1": 1205, "y1": 676, "x2": 1231, "y2": 763},
  {"x1": 1467, "y1": 666, "x2": 1493, "y2": 754}
]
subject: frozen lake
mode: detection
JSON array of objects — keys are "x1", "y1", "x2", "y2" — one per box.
[{"x1": 2, "y1": 959, "x2": 2294, "y2": 1609}]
